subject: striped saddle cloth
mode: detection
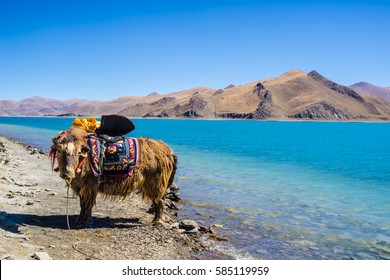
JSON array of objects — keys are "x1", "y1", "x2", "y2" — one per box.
[{"x1": 87, "y1": 136, "x2": 140, "y2": 179}]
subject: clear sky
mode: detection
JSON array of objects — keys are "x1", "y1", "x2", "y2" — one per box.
[{"x1": 0, "y1": 0, "x2": 389, "y2": 101}]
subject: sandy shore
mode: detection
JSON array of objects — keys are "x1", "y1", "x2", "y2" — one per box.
[{"x1": 0, "y1": 135, "x2": 225, "y2": 260}]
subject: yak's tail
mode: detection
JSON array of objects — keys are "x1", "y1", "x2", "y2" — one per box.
[{"x1": 167, "y1": 153, "x2": 178, "y2": 187}]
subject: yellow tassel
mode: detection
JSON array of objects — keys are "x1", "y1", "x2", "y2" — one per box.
[{"x1": 72, "y1": 117, "x2": 101, "y2": 132}]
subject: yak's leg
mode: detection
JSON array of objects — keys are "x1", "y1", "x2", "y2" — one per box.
[
  {"x1": 147, "y1": 202, "x2": 157, "y2": 214},
  {"x1": 77, "y1": 193, "x2": 97, "y2": 228},
  {"x1": 152, "y1": 199, "x2": 165, "y2": 226}
]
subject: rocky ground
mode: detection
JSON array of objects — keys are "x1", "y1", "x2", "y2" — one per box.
[{"x1": 0, "y1": 136, "x2": 228, "y2": 260}]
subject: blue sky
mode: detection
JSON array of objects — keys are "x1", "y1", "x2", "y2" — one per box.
[{"x1": 0, "y1": 0, "x2": 389, "y2": 101}]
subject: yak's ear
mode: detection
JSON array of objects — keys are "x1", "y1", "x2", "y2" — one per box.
[{"x1": 52, "y1": 130, "x2": 66, "y2": 144}]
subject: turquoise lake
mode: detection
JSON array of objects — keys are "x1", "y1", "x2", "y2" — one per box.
[{"x1": 0, "y1": 117, "x2": 389, "y2": 259}]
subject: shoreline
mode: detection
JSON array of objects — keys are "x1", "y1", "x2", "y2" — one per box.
[{"x1": 0, "y1": 135, "x2": 229, "y2": 260}]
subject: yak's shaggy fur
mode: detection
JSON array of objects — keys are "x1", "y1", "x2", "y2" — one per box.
[{"x1": 51, "y1": 126, "x2": 178, "y2": 227}]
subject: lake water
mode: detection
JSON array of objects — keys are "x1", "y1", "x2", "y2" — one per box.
[{"x1": 1, "y1": 117, "x2": 389, "y2": 259}]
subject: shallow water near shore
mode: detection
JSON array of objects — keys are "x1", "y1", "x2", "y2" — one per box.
[{"x1": 1, "y1": 117, "x2": 389, "y2": 259}]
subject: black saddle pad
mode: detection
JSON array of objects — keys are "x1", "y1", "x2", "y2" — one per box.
[{"x1": 95, "y1": 114, "x2": 135, "y2": 136}]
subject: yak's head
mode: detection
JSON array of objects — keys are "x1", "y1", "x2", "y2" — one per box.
[{"x1": 50, "y1": 126, "x2": 90, "y2": 184}]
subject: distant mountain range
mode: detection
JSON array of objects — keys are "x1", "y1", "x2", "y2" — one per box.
[
  {"x1": 349, "y1": 82, "x2": 390, "y2": 102},
  {"x1": 1, "y1": 70, "x2": 389, "y2": 121},
  {"x1": 0, "y1": 96, "x2": 99, "y2": 116}
]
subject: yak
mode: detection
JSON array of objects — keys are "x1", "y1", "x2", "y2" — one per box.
[{"x1": 50, "y1": 125, "x2": 178, "y2": 228}]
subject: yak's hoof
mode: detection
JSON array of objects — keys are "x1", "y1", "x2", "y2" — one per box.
[{"x1": 153, "y1": 219, "x2": 164, "y2": 226}]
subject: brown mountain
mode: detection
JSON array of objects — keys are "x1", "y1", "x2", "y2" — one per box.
[
  {"x1": 349, "y1": 82, "x2": 390, "y2": 102},
  {"x1": 1, "y1": 70, "x2": 390, "y2": 121},
  {"x1": 66, "y1": 69, "x2": 390, "y2": 121},
  {"x1": 225, "y1": 70, "x2": 390, "y2": 120}
]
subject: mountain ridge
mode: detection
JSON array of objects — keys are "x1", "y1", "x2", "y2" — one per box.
[{"x1": 1, "y1": 70, "x2": 389, "y2": 121}]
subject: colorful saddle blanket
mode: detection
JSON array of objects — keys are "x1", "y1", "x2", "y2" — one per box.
[{"x1": 87, "y1": 136, "x2": 140, "y2": 179}]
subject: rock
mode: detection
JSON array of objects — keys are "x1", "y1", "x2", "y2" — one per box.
[
  {"x1": 198, "y1": 225, "x2": 209, "y2": 232},
  {"x1": 32, "y1": 252, "x2": 52, "y2": 260},
  {"x1": 169, "y1": 222, "x2": 180, "y2": 229},
  {"x1": 182, "y1": 94, "x2": 216, "y2": 118},
  {"x1": 1, "y1": 254, "x2": 15, "y2": 260},
  {"x1": 224, "y1": 84, "x2": 235, "y2": 89},
  {"x1": 26, "y1": 200, "x2": 34, "y2": 206},
  {"x1": 22, "y1": 236, "x2": 30, "y2": 241},
  {"x1": 185, "y1": 227, "x2": 199, "y2": 234},
  {"x1": 212, "y1": 224, "x2": 224, "y2": 228},
  {"x1": 179, "y1": 220, "x2": 199, "y2": 231},
  {"x1": 254, "y1": 82, "x2": 265, "y2": 91},
  {"x1": 256, "y1": 249, "x2": 268, "y2": 255},
  {"x1": 5, "y1": 233, "x2": 29, "y2": 241},
  {"x1": 165, "y1": 184, "x2": 181, "y2": 202},
  {"x1": 1, "y1": 176, "x2": 13, "y2": 183},
  {"x1": 149, "y1": 97, "x2": 177, "y2": 107},
  {"x1": 165, "y1": 193, "x2": 181, "y2": 202},
  {"x1": 208, "y1": 235, "x2": 229, "y2": 242},
  {"x1": 165, "y1": 200, "x2": 180, "y2": 210},
  {"x1": 217, "y1": 112, "x2": 253, "y2": 119},
  {"x1": 14, "y1": 181, "x2": 25, "y2": 186},
  {"x1": 289, "y1": 101, "x2": 353, "y2": 120},
  {"x1": 170, "y1": 183, "x2": 180, "y2": 192},
  {"x1": 7, "y1": 198, "x2": 20, "y2": 205},
  {"x1": 252, "y1": 90, "x2": 273, "y2": 118},
  {"x1": 20, "y1": 191, "x2": 35, "y2": 197}
]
